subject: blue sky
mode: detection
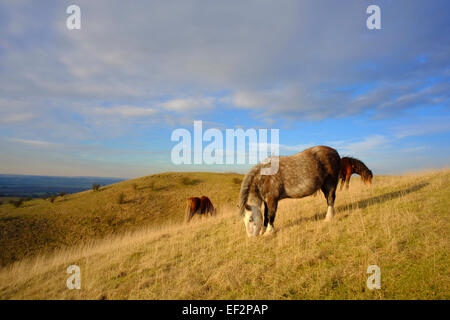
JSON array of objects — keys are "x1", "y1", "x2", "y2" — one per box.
[{"x1": 0, "y1": 0, "x2": 449, "y2": 178}]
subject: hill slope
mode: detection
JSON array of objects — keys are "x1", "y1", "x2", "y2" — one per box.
[
  {"x1": 0, "y1": 170, "x2": 449, "y2": 299},
  {"x1": 0, "y1": 172, "x2": 243, "y2": 266}
]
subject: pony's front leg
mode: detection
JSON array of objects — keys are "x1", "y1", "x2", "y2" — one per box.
[
  {"x1": 263, "y1": 198, "x2": 278, "y2": 236},
  {"x1": 260, "y1": 202, "x2": 269, "y2": 235},
  {"x1": 264, "y1": 223, "x2": 275, "y2": 235},
  {"x1": 342, "y1": 168, "x2": 351, "y2": 190},
  {"x1": 339, "y1": 178, "x2": 345, "y2": 191}
]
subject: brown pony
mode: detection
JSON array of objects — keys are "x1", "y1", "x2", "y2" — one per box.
[
  {"x1": 185, "y1": 196, "x2": 216, "y2": 222},
  {"x1": 339, "y1": 157, "x2": 373, "y2": 190},
  {"x1": 239, "y1": 146, "x2": 341, "y2": 237}
]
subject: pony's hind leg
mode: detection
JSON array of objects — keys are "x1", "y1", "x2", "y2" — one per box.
[{"x1": 321, "y1": 182, "x2": 337, "y2": 222}]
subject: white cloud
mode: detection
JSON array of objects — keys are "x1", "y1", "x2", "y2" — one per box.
[
  {"x1": 0, "y1": 113, "x2": 34, "y2": 123},
  {"x1": 89, "y1": 106, "x2": 157, "y2": 117},
  {"x1": 232, "y1": 86, "x2": 307, "y2": 112},
  {"x1": 248, "y1": 142, "x2": 315, "y2": 155},
  {"x1": 394, "y1": 121, "x2": 450, "y2": 138},
  {"x1": 279, "y1": 143, "x2": 315, "y2": 153},
  {"x1": 331, "y1": 135, "x2": 389, "y2": 156},
  {"x1": 4, "y1": 137, "x2": 58, "y2": 147},
  {"x1": 400, "y1": 146, "x2": 427, "y2": 153},
  {"x1": 161, "y1": 97, "x2": 215, "y2": 112}
]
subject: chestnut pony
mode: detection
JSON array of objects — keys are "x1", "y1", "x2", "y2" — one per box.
[
  {"x1": 339, "y1": 157, "x2": 373, "y2": 190},
  {"x1": 185, "y1": 196, "x2": 216, "y2": 222}
]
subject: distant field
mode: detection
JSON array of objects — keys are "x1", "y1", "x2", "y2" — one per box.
[
  {"x1": 0, "y1": 174, "x2": 124, "y2": 198},
  {"x1": 0, "y1": 170, "x2": 448, "y2": 299}
]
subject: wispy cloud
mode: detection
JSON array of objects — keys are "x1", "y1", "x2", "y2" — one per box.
[
  {"x1": 4, "y1": 137, "x2": 58, "y2": 148},
  {"x1": 393, "y1": 120, "x2": 450, "y2": 138},
  {"x1": 161, "y1": 97, "x2": 215, "y2": 113},
  {"x1": 0, "y1": 113, "x2": 34, "y2": 123},
  {"x1": 330, "y1": 135, "x2": 389, "y2": 156},
  {"x1": 249, "y1": 142, "x2": 315, "y2": 155},
  {"x1": 89, "y1": 106, "x2": 157, "y2": 118},
  {"x1": 400, "y1": 146, "x2": 427, "y2": 153}
]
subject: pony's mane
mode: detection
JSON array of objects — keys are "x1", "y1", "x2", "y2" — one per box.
[
  {"x1": 238, "y1": 164, "x2": 261, "y2": 217},
  {"x1": 343, "y1": 157, "x2": 372, "y2": 181}
]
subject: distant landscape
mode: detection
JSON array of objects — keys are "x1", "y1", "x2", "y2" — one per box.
[{"x1": 0, "y1": 174, "x2": 125, "y2": 198}]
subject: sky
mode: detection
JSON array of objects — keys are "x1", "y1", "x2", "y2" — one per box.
[{"x1": 0, "y1": 0, "x2": 449, "y2": 178}]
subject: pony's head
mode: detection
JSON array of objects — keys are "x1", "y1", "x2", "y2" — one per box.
[
  {"x1": 238, "y1": 165, "x2": 263, "y2": 237},
  {"x1": 242, "y1": 203, "x2": 263, "y2": 237},
  {"x1": 362, "y1": 170, "x2": 373, "y2": 185}
]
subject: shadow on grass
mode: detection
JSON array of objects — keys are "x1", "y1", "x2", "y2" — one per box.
[{"x1": 288, "y1": 182, "x2": 429, "y2": 226}]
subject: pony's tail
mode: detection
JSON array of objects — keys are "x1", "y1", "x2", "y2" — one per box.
[{"x1": 238, "y1": 166, "x2": 259, "y2": 217}]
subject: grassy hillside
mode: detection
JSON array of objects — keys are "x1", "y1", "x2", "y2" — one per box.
[
  {"x1": 0, "y1": 170, "x2": 449, "y2": 299},
  {"x1": 0, "y1": 172, "x2": 243, "y2": 266}
]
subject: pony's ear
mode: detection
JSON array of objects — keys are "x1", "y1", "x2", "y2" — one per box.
[{"x1": 245, "y1": 204, "x2": 252, "y2": 211}]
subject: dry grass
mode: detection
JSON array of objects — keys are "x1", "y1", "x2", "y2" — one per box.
[
  {"x1": 0, "y1": 172, "x2": 243, "y2": 266},
  {"x1": 0, "y1": 169, "x2": 448, "y2": 299}
]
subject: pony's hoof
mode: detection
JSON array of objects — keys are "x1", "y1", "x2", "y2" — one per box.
[
  {"x1": 263, "y1": 225, "x2": 275, "y2": 236},
  {"x1": 259, "y1": 226, "x2": 267, "y2": 235},
  {"x1": 324, "y1": 206, "x2": 334, "y2": 222}
]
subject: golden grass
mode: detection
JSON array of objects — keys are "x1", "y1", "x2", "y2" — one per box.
[
  {"x1": 0, "y1": 170, "x2": 449, "y2": 299},
  {"x1": 0, "y1": 172, "x2": 243, "y2": 266}
]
